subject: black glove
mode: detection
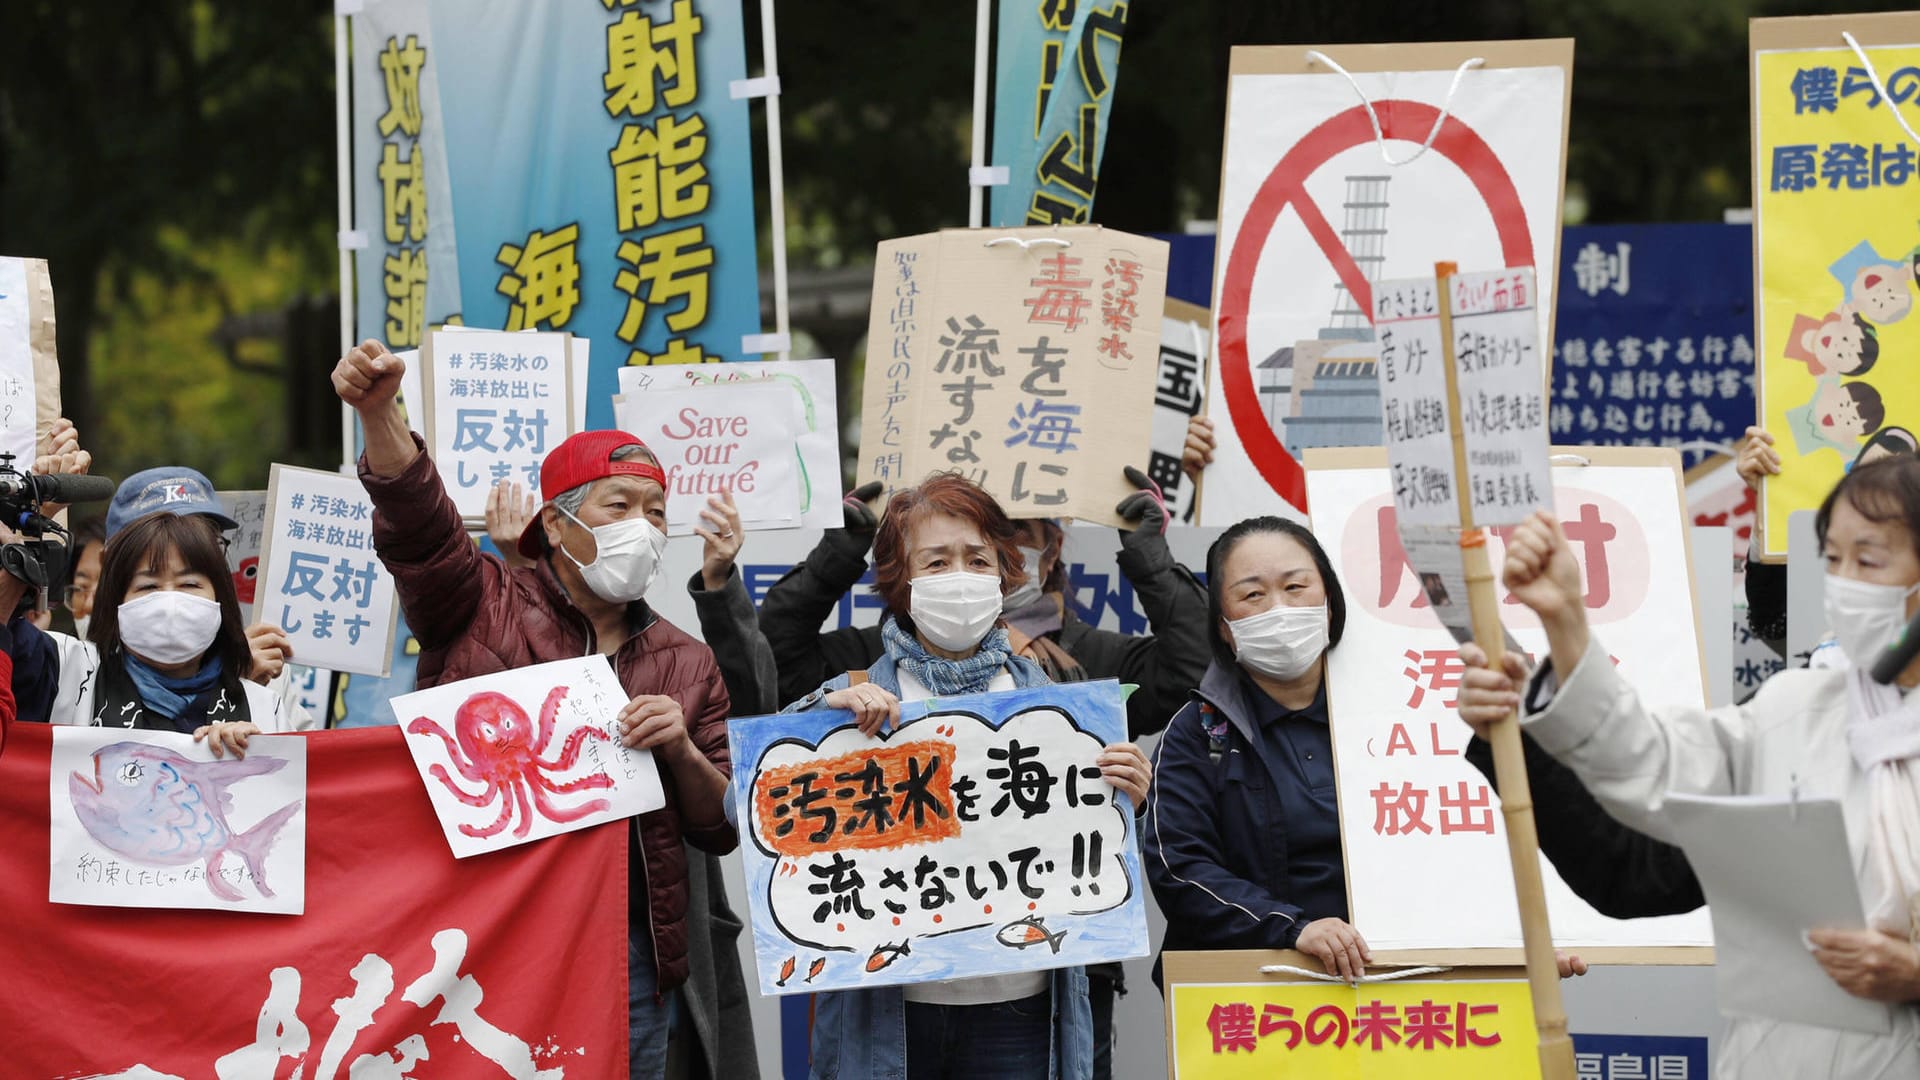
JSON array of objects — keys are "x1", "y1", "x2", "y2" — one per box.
[
  {"x1": 1115, "y1": 466, "x2": 1168, "y2": 552},
  {"x1": 822, "y1": 481, "x2": 884, "y2": 561},
  {"x1": 843, "y1": 480, "x2": 883, "y2": 534}
]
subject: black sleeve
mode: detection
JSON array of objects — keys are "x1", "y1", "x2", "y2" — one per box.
[
  {"x1": 1465, "y1": 732, "x2": 1705, "y2": 918},
  {"x1": 757, "y1": 530, "x2": 885, "y2": 708},
  {"x1": 6, "y1": 617, "x2": 60, "y2": 725},
  {"x1": 687, "y1": 567, "x2": 780, "y2": 716},
  {"x1": 1743, "y1": 557, "x2": 1787, "y2": 657},
  {"x1": 1111, "y1": 532, "x2": 1213, "y2": 738}
]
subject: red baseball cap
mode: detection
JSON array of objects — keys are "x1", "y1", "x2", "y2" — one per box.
[{"x1": 516, "y1": 429, "x2": 669, "y2": 558}]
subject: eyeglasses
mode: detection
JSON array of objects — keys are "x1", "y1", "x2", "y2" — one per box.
[{"x1": 61, "y1": 584, "x2": 95, "y2": 609}]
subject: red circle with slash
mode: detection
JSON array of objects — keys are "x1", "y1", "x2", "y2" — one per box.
[{"x1": 1216, "y1": 101, "x2": 1536, "y2": 511}]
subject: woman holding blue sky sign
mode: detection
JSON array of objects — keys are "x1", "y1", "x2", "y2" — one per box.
[{"x1": 780, "y1": 471, "x2": 1150, "y2": 1080}]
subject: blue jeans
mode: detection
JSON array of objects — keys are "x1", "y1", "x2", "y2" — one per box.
[
  {"x1": 903, "y1": 992, "x2": 1052, "y2": 1080},
  {"x1": 628, "y1": 933, "x2": 678, "y2": 1080}
]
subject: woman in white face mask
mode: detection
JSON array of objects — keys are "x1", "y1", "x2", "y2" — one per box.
[
  {"x1": 1142, "y1": 516, "x2": 1376, "y2": 988},
  {"x1": 1457, "y1": 456, "x2": 1920, "y2": 1078},
  {"x1": 782, "y1": 472, "x2": 1152, "y2": 1080},
  {"x1": 0, "y1": 511, "x2": 289, "y2": 755}
]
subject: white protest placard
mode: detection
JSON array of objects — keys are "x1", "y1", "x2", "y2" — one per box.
[
  {"x1": 729, "y1": 681, "x2": 1148, "y2": 996},
  {"x1": 618, "y1": 358, "x2": 842, "y2": 530},
  {"x1": 50, "y1": 727, "x2": 307, "y2": 915},
  {"x1": 1370, "y1": 276, "x2": 1455, "y2": 530},
  {"x1": 421, "y1": 327, "x2": 591, "y2": 446},
  {"x1": 1306, "y1": 448, "x2": 1714, "y2": 951},
  {"x1": 218, "y1": 490, "x2": 269, "y2": 616},
  {"x1": 0, "y1": 255, "x2": 53, "y2": 466},
  {"x1": 1154, "y1": 299, "x2": 1209, "y2": 524},
  {"x1": 1448, "y1": 266, "x2": 1551, "y2": 526},
  {"x1": 421, "y1": 328, "x2": 574, "y2": 517},
  {"x1": 394, "y1": 655, "x2": 664, "y2": 858},
  {"x1": 616, "y1": 383, "x2": 801, "y2": 535},
  {"x1": 255, "y1": 464, "x2": 400, "y2": 678},
  {"x1": 1201, "y1": 41, "x2": 1571, "y2": 523}
]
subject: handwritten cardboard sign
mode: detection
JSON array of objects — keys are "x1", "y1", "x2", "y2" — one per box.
[
  {"x1": 393, "y1": 656, "x2": 664, "y2": 858},
  {"x1": 50, "y1": 726, "x2": 308, "y2": 915},
  {"x1": 615, "y1": 381, "x2": 801, "y2": 535},
  {"x1": 728, "y1": 679, "x2": 1149, "y2": 995},
  {"x1": 1371, "y1": 277, "x2": 1456, "y2": 530},
  {"x1": 859, "y1": 226, "x2": 1169, "y2": 525},
  {"x1": 254, "y1": 464, "x2": 400, "y2": 678},
  {"x1": 618, "y1": 357, "x2": 842, "y2": 529}
]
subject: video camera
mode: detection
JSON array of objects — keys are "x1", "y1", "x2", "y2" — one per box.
[{"x1": 0, "y1": 452, "x2": 116, "y2": 600}]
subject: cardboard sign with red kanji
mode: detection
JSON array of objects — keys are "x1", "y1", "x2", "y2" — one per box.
[{"x1": 859, "y1": 226, "x2": 1169, "y2": 525}]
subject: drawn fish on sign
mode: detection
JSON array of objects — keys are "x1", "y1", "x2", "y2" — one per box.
[
  {"x1": 68, "y1": 742, "x2": 301, "y2": 902},
  {"x1": 807, "y1": 957, "x2": 827, "y2": 983},
  {"x1": 865, "y1": 942, "x2": 911, "y2": 973},
  {"x1": 996, "y1": 915, "x2": 1067, "y2": 954},
  {"x1": 777, "y1": 956, "x2": 797, "y2": 987}
]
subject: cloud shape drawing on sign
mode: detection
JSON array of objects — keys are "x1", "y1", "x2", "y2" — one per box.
[{"x1": 747, "y1": 706, "x2": 1134, "y2": 956}]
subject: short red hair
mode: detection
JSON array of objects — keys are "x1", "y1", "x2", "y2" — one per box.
[{"x1": 872, "y1": 473, "x2": 1029, "y2": 616}]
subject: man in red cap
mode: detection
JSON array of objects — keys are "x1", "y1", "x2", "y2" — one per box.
[{"x1": 334, "y1": 338, "x2": 764, "y2": 1079}]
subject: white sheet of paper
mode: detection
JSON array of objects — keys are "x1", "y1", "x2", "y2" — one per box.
[
  {"x1": 616, "y1": 358, "x2": 841, "y2": 529},
  {"x1": 218, "y1": 490, "x2": 269, "y2": 621},
  {"x1": 255, "y1": 464, "x2": 399, "y2": 677},
  {"x1": 49, "y1": 727, "x2": 307, "y2": 915},
  {"x1": 431, "y1": 327, "x2": 591, "y2": 442},
  {"x1": 1664, "y1": 792, "x2": 1893, "y2": 1035},
  {"x1": 615, "y1": 382, "x2": 802, "y2": 535},
  {"x1": 1448, "y1": 268, "x2": 1551, "y2": 526},
  {"x1": 0, "y1": 257, "x2": 39, "y2": 468},
  {"x1": 393, "y1": 655, "x2": 665, "y2": 858},
  {"x1": 1372, "y1": 276, "x2": 1457, "y2": 529},
  {"x1": 424, "y1": 329, "x2": 573, "y2": 516}
]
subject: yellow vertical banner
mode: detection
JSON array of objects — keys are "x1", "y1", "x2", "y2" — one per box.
[
  {"x1": 1752, "y1": 13, "x2": 1920, "y2": 558},
  {"x1": 1163, "y1": 952, "x2": 1539, "y2": 1079}
]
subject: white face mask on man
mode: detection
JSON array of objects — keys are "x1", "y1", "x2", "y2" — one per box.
[
  {"x1": 1227, "y1": 603, "x2": 1329, "y2": 681},
  {"x1": 558, "y1": 506, "x2": 666, "y2": 604},
  {"x1": 1824, "y1": 573, "x2": 1920, "y2": 667},
  {"x1": 117, "y1": 591, "x2": 224, "y2": 666},
  {"x1": 911, "y1": 570, "x2": 1005, "y2": 652}
]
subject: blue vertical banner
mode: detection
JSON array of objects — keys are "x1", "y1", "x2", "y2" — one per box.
[
  {"x1": 351, "y1": 0, "x2": 465, "y2": 351},
  {"x1": 990, "y1": 1, "x2": 1131, "y2": 226},
  {"x1": 351, "y1": 0, "x2": 761, "y2": 432},
  {"x1": 1551, "y1": 223, "x2": 1756, "y2": 467}
]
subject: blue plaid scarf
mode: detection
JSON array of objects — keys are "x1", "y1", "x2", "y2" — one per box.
[{"x1": 881, "y1": 615, "x2": 1012, "y2": 697}]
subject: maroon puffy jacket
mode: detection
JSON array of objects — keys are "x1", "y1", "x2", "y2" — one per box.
[{"x1": 360, "y1": 439, "x2": 735, "y2": 991}]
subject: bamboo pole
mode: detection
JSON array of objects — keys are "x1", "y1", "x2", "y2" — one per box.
[{"x1": 1432, "y1": 260, "x2": 1575, "y2": 1079}]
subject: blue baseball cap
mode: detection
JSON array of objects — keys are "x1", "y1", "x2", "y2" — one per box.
[{"x1": 106, "y1": 467, "x2": 239, "y2": 539}]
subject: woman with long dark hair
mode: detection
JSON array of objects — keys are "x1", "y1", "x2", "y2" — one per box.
[{"x1": 3, "y1": 512, "x2": 286, "y2": 753}]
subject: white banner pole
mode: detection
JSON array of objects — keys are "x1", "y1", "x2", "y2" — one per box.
[
  {"x1": 968, "y1": 0, "x2": 990, "y2": 228},
  {"x1": 760, "y1": 0, "x2": 791, "y2": 361},
  {"x1": 334, "y1": 12, "x2": 356, "y2": 468}
]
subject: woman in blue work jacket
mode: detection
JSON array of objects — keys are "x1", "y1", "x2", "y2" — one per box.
[{"x1": 1142, "y1": 516, "x2": 1373, "y2": 983}]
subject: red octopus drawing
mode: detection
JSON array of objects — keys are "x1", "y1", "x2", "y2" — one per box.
[{"x1": 406, "y1": 687, "x2": 613, "y2": 839}]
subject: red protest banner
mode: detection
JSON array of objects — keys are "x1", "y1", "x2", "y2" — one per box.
[{"x1": 0, "y1": 724, "x2": 626, "y2": 1079}]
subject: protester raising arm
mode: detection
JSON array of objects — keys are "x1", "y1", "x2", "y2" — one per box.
[
  {"x1": 758, "y1": 480, "x2": 887, "y2": 706},
  {"x1": 683, "y1": 492, "x2": 780, "y2": 716},
  {"x1": 1089, "y1": 466, "x2": 1212, "y2": 737},
  {"x1": 334, "y1": 340, "x2": 496, "y2": 653}
]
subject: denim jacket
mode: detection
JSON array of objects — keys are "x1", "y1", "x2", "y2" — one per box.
[{"x1": 782, "y1": 652, "x2": 1095, "y2": 1080}]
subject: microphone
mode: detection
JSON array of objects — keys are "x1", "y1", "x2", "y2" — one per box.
[
  {"x1": 0, "y1": 472, "x2": 118, "y2": 505},
  {"x1": 1870, "y1": 610, "x2": 1920, "y2": 686}
]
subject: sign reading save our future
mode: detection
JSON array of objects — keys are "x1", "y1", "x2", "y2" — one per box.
[{"x1": 727, "y1": 681, "x2": 1149, "y2": 996}]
